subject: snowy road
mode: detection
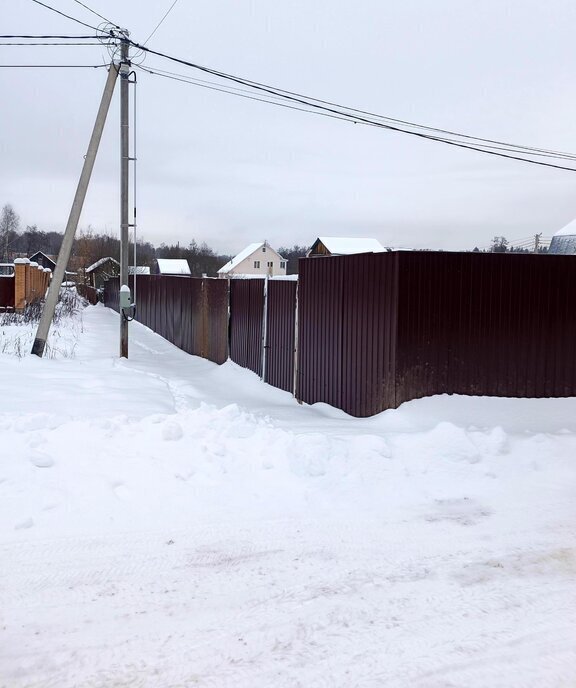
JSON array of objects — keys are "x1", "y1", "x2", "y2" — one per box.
[{"x1": 1, "y1": 304, "x2": 575, "y2": 687}]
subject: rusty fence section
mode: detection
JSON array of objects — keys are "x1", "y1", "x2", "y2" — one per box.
[
  {"x1": 104, "y1": 275, "x2": 228, "y2": 364},
  {"x1": 103, "y1": 253, "x2": 576, "y2": 418}
]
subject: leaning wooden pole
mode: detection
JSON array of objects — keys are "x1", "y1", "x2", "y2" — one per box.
[{"x1": 31, "y1": 63, "x2": 119, "y2": 357}]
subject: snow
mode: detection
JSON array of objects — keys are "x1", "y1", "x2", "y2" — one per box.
[
  {"x1": 156, "y1": 258, "x2": 191, "y2": 275},
  {"x1": 554, "y1": 217, "x2": 576, "y2": 236},
  {"x1": 218, "y1": 241, "x2": 266, "y2": 273},
  {"x1": 315, "y1": 236, "x2": 386, "y2": 254},
  {"x1": 85, "y1": 256, "x2": 119, "y2": 273},
  {"x1": 1, "y1": 301, "x2": 575, "y2": 687}
]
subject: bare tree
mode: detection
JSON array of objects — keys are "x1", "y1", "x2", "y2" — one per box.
[{"x1": 0, "y1": 204, "x2": 20, "y2": 260}]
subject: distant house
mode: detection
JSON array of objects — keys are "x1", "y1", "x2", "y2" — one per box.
[
  {"x1": 217, "y1": 241, "x2": 287, "y2": 278},
  {"x1": 29, "y1": 251, "x2": 56, "y2": 271},
  {"x1": 85, "y1": 256, "x2": 120, "y2": 289},
  {"x1": 307, "y1": 237, "x2": 386, "y2": 257},
  {"x1": 156, "y1": 259, "x2": 191, "y2": 275}
]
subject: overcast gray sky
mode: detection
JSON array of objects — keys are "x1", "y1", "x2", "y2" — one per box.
[{"x1": 2, "y1": 0, "x2": 576, "y2": 255}]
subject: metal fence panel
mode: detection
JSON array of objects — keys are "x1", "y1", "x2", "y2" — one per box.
[
  {"x1": 296, "y1": 256, "x2": 345, "y2": 410},
  {"x1": 395, "y1": 251, "x2": 576, "y2": 405},
  {"x1": 297, "y1": 253, "x2": 397, "y2": 416},
  {"x1": 265, "y1": 280, "x2": 297, "y2": 393},
  {"x1": 103, "y1": 275, "x2": 228, "y2": 365},
  {"x1": 229, "y1": 279, "x2": 264, "y2": 376},
  {"x1": 206, "y1": 279, "x2": 229, "y2": 364}
]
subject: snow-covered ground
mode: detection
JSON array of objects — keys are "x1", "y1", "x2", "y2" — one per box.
[{"x1": 1, "y1": 301, "x2": 575, "y2": 687}]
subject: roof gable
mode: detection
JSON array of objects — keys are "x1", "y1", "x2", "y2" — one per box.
[
  {"x1": 311, "y1": 237, "x2": 386, "y2": 255},
  {"x1": 218, "y1": 242, "x2": 284, "y2": 273},
  {"x1": 157, "y1": 258, "x2": 191, "y2": 275},
  {"x1": 86, "y1": 256, "x2": 119, "y2": 273}
]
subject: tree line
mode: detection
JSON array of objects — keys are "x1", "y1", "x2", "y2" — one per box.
[{"x1": 1, "y1": 204, "x2": 311, "y2": 276}]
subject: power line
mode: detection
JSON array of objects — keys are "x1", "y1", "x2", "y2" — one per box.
[
  {"x1": 136, "y1": 64, "x2": 576, "y2": 172},
  {"x1": 0, "y1": 34, "x2": 101, "y2": 39},
  {"x1": 143, "y1": 0, "x2": 180, "y2": 45},
  {"x1": 139, "y1": 64, "x2": 576, "y2": 161},
  {"x1": 70, "y1": 0, "x2": 119, "y2": 26},
  {"x1": 0, "y1": 64, "x2": 107, "y2": 68},
  {"x1": 29, "y1": 0, "x2": 100, "y2": 31},
  {"x1": 129, "y1": 40, "x2": 576, "y2": 169},
  {"x1": 0, "y1": 42, "x2": 105, "y2": 46}
]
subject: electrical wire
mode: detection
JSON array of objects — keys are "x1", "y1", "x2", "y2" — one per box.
[
  {"x1": 29, "y1": 0, "x2": 100, "y2": 31},
  {"x1": 143, "y1": 0, "x2": 180, "y2": 45},
  {"x1": 136, "y1": 64, "x2": 576, "y2": 171},
  {"x1": 0, "y1": 34, "x2": 102, "y2": 39},
  {"x1": 0, "y1": 42, "x2": 105, "y2": 46},
  {"x1": 138, "y1": 64, "x2": 576, "y2": 161},
  {"x1": 0, "y1": 63, "x2": 107, "y2": 68},
  {"x1": 130, "y1": 40, "x2": 576, "y2": 169},
  {"x1": 70, "y1": 0, "x2": 119, "y2": 26}
]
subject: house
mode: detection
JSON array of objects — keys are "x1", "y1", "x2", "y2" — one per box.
[
  {"x1": 85, "y1": 256, "x2": 120, "y2": 289},
  {"x1": 548, "y1": 218, "x2": 576, "y2": 255},
  {"x1": 156, "y1": 259, "x2": 191, "y2": 275},
  {"x1": 29, "y1": 251, "x2": 56, "y2": 271},
  {"x1": 307, "y1": 237, "x2": 386, "y2": 257},
  {"x1": 217, "y1": 241, "x2": 287, "y2": 278}
]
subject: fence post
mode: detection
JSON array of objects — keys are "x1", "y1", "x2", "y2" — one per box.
[
  {"x1": 293, "y1": 278, "x2": 300, "y2": 401},
  {"x1": 261, "y1": 275, "x2": 269, "y2": 382}
]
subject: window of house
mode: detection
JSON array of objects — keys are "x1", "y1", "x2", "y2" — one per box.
[
  {"x1": 262, "y1": 246, "x2": 266, "y2": 252},
  {"x1": 267, "y1": 261, "x2": 273, "y2": 268},
  {"x1": 254, "y1": 260, "x2": 260, "y2": 268},
  {"x1": 280, "y1": 261, "x2": 286, "y2": 269}
]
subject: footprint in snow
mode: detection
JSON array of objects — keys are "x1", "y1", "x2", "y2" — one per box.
[
  {"x1": 14, "y1": 518, "x2": 34, "y2": 530},
  {"x1": 29, "y1": 450, "x2": 55, "y2": 468}
]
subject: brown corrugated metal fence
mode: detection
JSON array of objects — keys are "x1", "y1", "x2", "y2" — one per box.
[
  {"x1": 104, "y1": 253, "x2": 576, "y2": 417},
  {"x1": 297, "y1": 253, "x2": 397, "y2": 416},
  {"x1": 104, "y1": 275, "x2": 228, "y2": 364},
  {"x1": 229, "y1": 279, "x2": 265, "y2": 376},
  {"x1": 264, "y1": 280, "x2": 297, "y2": 393}
]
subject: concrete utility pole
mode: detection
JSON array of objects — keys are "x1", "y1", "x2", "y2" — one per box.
[
  {"x1": 32, "y1": 63, "x2": 119, "y2": 357},
  {"x1": 534, "y1": 232, "x2": 542, "y2": 254},
  {"x1": 119, "y1": 38, "x2": 131, "y2": 358}
]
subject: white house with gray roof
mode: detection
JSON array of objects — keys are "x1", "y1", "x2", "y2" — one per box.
[{"x1": 218, "y1": 241, "x2": 287, "y2": 278}]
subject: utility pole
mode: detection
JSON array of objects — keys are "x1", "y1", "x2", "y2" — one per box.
[
  {"x1": 32, "y1": 63, "x2": 119, "y2": 357},
  {"x1": 119, "y1": 37, "x2": 130, "y2": 358},
  {"x1": 534, "y1": 232, "x2": 542, "y2": 254}
]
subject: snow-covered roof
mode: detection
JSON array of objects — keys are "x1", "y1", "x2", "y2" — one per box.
[
  {"x1": 218, "y1": 242, "x2": 266, "y2": 274},
  {"x1": 157, "y1": 259, "x2": 191, "y2": 275},
  {"x1": 312, "y1": 237, "x2": 386, "y2": 255},
  {"x1": 86, "y1": 256, "x2": 119, "y2": 273},
  {"x1": 554, "y1": 218, "x2": 576, "y2": 237},
  {"x1": 226, "y1": 274, "x2": 298, "y2": 280}
]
